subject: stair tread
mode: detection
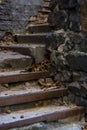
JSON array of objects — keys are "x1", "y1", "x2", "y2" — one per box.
[
  {"x1": 0, "y1": 43, "x2": 45, "y2": 47},
  {"x1": 0, "y1": 105, "x2": 84, "y2": 130},
  {"x1": 15, "y1": 33, "x2": 49, "y2": 36},
  {"x1": 0, "y1": 50, "x2": 32, "y2": 71},
  {"x1": 0, "y1": 50, "x2": 31, "y2": 59},
  {"x1": 28, "y1": 23, "x2": 51, "y2": 27},
  {"x1": 14, "y1": 33, "x2": 50, "y2": 44},
  {"x1": 39, "y1": 10, "x2": 51, "y2": 13},
  {"x1": 27, "y1": 23, "x2": 52, "y2": 28}
]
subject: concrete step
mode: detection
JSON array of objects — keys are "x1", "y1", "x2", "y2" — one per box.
[
  {"x1": 0, "y1": 87, "x2": 68, "y2": 107},
  {"x1": 43, "y1": 5, "x2": 50, "y2": 9},
  {"x1": 26, "y1": 24, "x2": 52, "y2": 33},
  {"x1": 0, "y1": 71, "x2": 49, "y2": 84},
  {"x1": 41, "y1": 8, "x2": 51, "y2": 12},
  {"x1": 14, "y1": 33, "x2": 49, "y2": 44},
  {"x1": 28, "y1": 12, "x2": 48, "y2": 25},
  {"x1": 0, "y1": 104, "x2": 84, "y2": 130},
  {"x1": 0, "y1": 44, "x2": 46, "y2": 63},
  {"x1": 0, "y1": 50, "x2": 32, "y2": 71}
]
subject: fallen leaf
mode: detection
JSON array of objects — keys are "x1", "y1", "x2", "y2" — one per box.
[{"x1": 5, "y1": 109, "x2": 11, "y2": 114}]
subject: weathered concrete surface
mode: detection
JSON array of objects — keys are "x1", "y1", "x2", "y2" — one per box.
[
  {"x1": 0, "y1": 0, "x2": 43, "y2": 36},
  {"x1": 10, "y1": 121, "x2": 84, "y2": 130},
  {"x1": 0, "y1": 44, "x2": 46, "y2": 63},
  {"x1": 0, "y1": 51, "x2": 32, "y2": 70},
  {"x1": 29, "y1": 44, "x2": 46, "y2": 63}
]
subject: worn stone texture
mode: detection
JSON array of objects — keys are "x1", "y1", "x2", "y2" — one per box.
[
  {"x1": 0, "y1": 0, "x2": 43, "y2": 37},
  {"x1": 0, "y1": 51, "x2": 32, "y2": 70},
  {"x1": 81, "y1": 2, "x2": 87, "y2": 32},
  {"x1": 47, "y1": 28, "x2": 87, "y2": 105},
  {"x1": 48, "y1": 0, "x2": 80, "y2": 32},
  {"x1": 10, "y1": 121, "x2": 84, "y2": 130}
]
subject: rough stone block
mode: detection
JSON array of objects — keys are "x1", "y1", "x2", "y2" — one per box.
[
  {"x1": 29, "y1": 44, "x2": 46, "y2": 63},
  {"x1": 54, "y1": 70, "x2": 71, "y2": 82},
  {"x1": 66, "y1": 51, "x2": 87, "y2": 72},
  {"x1": 72, "y1": 72, "x2": 87, "y2": 82},
  {"x1": 48, "y1": 10, "x2": 68, "y2": 30},
  {"x1": 68, "y1": 82, "x2": 81, "y2": 96}
]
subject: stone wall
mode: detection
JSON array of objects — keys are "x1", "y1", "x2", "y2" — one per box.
[
  {"x1": 0, "y1": 0, "x2": 43, "y2": 37},
  {"x1": 47, "y1": 0, "x2": 87, "y2": 111}
]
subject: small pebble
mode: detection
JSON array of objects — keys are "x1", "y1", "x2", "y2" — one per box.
[{"x1": 20, "y1": 115, "x2": 24, "y2": 119}]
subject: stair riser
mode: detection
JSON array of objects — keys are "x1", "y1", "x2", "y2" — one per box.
[
  {"x1": 0, "y1": 58, "x2": 32, "y2": 71},
  {"x1": 0, "y1": 46, "x2": 31, "y2": 56},
  {"x1": 27, "y1": 25, "x2": 52, "y2": 33},
  {"x1": 0, "y1": 88, "x2": 68, "y2": 107},
  {"x1": 39, "y1": 10, "x2": 50, "y2": 15},
  {"x1": 14, "y1": 35, "x2": 47, "y2": 44},
  {"x1": 0, "y1": 107, "x2": 84, "y2": 130},
  {"x1": 0, "y1": 71, "x2": 49, "y2": 84}
]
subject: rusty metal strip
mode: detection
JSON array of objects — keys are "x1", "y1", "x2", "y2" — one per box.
[
  {"x1": 0, "y1": 88, "x2": 68, "y2": 107},
  {"x1": 0, "y1": 71, "x2": 49, "y2": 84},
  {"x1": 0, "y1": 107, "x2": 84, "y2": 130}
]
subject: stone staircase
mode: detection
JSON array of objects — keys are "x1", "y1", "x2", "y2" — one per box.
[{"x1": 0, "y1": 0, "x2": 85, "y2": 130}]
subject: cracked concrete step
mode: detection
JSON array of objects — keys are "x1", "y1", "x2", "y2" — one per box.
[
  {"x1": 26, "y1": 24, "x2": 53, "y2": 33},
  {"x1": 0, "y1": 44, "x2": 46, "y2": 63},
  {"x1": 14, "y1": 33, "x2": 49, "y2": 44},
  {"x1": 0, "y1": 88, "x2": 68, "y2": 107},
  {"x1": 0, "y1": 51, "x2": 32, "y2": 71},
  {"x1": 0, "y1": 105, "x2": 84, "y2": 130},
  {"x1": 0, "y1": 71, "x2": 49, "y2": 84}
]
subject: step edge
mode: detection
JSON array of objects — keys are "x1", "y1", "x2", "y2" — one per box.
[
  {"x1": 0, "y1": 88, "x2": 68, "y2": 106},
  {"x1": 0, "y1": 106, "x2": 84, "y2": 130}
]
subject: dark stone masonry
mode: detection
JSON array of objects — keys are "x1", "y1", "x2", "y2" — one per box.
[{"x1": 47, "y1": 0, "x2": 87, "y2": 111}]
